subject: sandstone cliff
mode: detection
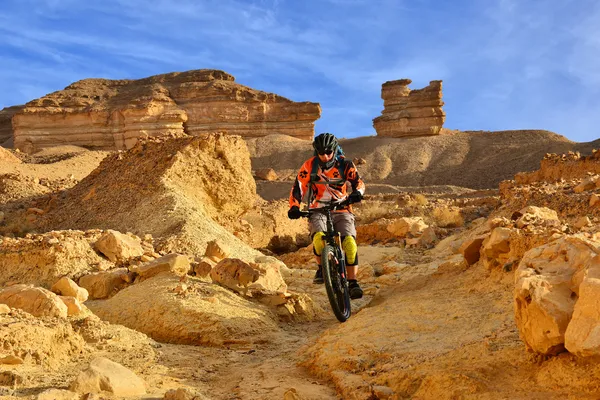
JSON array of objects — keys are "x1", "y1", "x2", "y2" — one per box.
[
  {"x1": 12, "y1": 70, "x2": 321, "y2": 152},
  {"x1": 373, "y1": 79, "x2": 445, "y2": 137},
  {"x1": 0, "y1": 105, "x2": 25, "y2": 147}
]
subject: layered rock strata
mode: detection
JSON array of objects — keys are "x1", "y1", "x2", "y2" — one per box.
[
  {"x1": 0, "y1": 105, "x2": 25, "y2": 146},
  {"x1": 12, "y1": 70, "x2": 320, "y2": 152},
  {"x1": 373, "y1": 79, "x2": 445, "y2": 137}
]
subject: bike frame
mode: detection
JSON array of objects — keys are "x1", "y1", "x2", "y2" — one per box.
[
  {"x1": 300, "y1": 199, "x2": 350, "y2": 285},
  {"x1": 320, "y1": 207, "x2": 348, "y2": 281}
]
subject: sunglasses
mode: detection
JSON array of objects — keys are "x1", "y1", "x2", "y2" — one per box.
[{"x1": 318, "y1": 149, "x2": 334, "y2": 156}]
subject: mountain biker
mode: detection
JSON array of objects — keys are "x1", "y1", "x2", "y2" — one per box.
[{"x1": 287, "y1": 132, "x2": 366, "y2": 299}]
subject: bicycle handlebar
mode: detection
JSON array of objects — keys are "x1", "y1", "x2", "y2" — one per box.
[{"x1": 298, "y1": 199, "x2": 352, "y2": 218}]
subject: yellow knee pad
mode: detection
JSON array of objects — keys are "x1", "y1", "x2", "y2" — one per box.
[
  {"x1": 312, "y1": 232, "x2": 325, "y2": 256},
  {"x1": 343, "y1": 236, "x2": 358, "y2": 265}
]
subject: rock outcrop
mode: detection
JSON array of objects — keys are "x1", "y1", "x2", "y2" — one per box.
[
  {"x1": 0, "y1": 105, "x2": 24, "y2": 147},
  {"x1": 88, "y1": 273, "x2": 278, "y2": 346},
  {"x1": 0, "y1": 230, "x2": 113, "y2": 288},
  {"x1": 12, "y1": 69, "x2": 321, "y2": 152},
  {"x1": 373, "y1": 79, "x2": 445, "y2": 137},
  {"x1": 0, "y1": 284, "x2": 68, "y2": 318},
  {"x1": 38, "y1": 134, "x2": 261, "y2": 259},
  {"x1": 513, "y1": 150, "x2": 600, "y2": 186}
]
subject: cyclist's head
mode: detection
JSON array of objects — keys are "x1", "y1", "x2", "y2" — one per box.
[
  {"x1": 313, "y1": 133, "x2": 338, "y2": 156},
  {"x1": 313, "y1": 133, "x2": 339, "y2": 168}
]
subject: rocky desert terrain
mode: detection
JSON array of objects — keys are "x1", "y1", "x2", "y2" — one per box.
[{"x1": 3, "y1": 71, "x2": 600, "y2": 400}]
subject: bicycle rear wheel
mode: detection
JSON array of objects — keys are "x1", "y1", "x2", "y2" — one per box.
[{"x1": 322, "y1": 244, "x2": 351, "y2": 322}]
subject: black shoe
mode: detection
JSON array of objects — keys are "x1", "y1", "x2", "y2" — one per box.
[
  {"x1": 313, "y1": 267, "x2": 324, "y2": 284},
  {"x1": 349, "y1": 280, "x2": 363, "y2": 299}
]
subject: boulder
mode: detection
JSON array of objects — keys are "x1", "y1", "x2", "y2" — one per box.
[
  {"x1": 418, "y1": 226, "x2": 438, "y2": 247},
  {"x1": 0, "y1": 285, "x2": 67, "y2": 318},
  {"x1": 163, "y1": 388, "x2": 209, "y2": 400},
  {"x1": 210, "y1": 258, "x2": 260, "y2": 295},
  {"x1": 574, "y1": 176, "x2": 599, "y2": 193},
  {"x1": 574, "y1": 216, "x2": 592, "y2": 229},
  {"x1": 249, "y1": 261, "x2": 288, "y2": 294},
  {"x1": 255, "y1": 168, "x2": 278, "y2": 181},
  {"x1": 514, "y1": 236, "x2": 600, "y2": 354},
  {"x1": 69, "y1": 357, "x2": 146, "y2": 396},
  {"x1": 94, "y1": 230, "x2": 144, "y2": 263},
  {"x1": 515, "y1": 206, "x2": 560, "y2": 229},
  {"x1": 78, "y1": 268, "x2": 129, "y2": 299},
  {"x1": 459, "y1": 236, "x2": 486, "y2": 266},
  {"x1": 565, "y1": 255, "x2": 600, "y2": 356},
  {"x1": 386, "y1": 217, "x2": 428, "y2": 238},
  {"x1": 59, "y1": 296, "x2": 84, "y2": 316},
  {"x1": 194, "y1": 257, "x2": 216, "y2": 278},
  {"x1": 130, "y1": 253, "x2": 191, "y2": 279},
  {"x1": 481, "y1": 227, "x2": 512, "y2": 269},
  {"x1": 51, "y1": 276, "x2": 89, "y2": 302},
  {"x1": 205, "y1": 240, "x2": 229, "y2": 262}
]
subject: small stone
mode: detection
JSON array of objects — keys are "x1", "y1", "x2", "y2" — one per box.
[
  {"x1": 140, "y1": 254, "x2": 154, "y2": 262},
  {"x1": 372, "y1": 385, "x2": 394, "y2": 399},
  {"x1": 0, "y1": 355, "x2": 24, "y2": 365},
  {"x1": 174, "y1": 283, "x2": 187, "y2": 294},
  {"x1": 254, "y1": 168, "x2": 278, "y2": 181},
  {"x1": 574, "y1": 216, "x2": 592, "y2": 229},
  {"x1": 205, "y1": 240, "x2": 229, "y2": 262}
]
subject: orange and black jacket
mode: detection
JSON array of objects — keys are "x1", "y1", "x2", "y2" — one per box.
[{"x1": 289, "y1": 156, "x2": 365, "y2": 211}]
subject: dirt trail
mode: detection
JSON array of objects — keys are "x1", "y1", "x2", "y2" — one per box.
[
  {"x1": 150, "y1": 322, "x2": 339, "y2": 400},
  {"x1": 118, "y1": 245, "x2": 404, "y2": 400}
]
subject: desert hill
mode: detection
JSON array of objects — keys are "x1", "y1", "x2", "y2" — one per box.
[{"x1": 248, "y1": 129, "x2": 597, "y2": 197}]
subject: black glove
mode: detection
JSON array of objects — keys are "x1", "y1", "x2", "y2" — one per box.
[
  {"x1": 288, "y1": 206, "x2": 302, "y2": 220},
  {"x1": 348, "y1": 191, "x2": 363, "y2": 204}
]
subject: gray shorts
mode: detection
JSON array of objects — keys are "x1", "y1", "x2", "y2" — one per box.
[{"x1": 309, "y1": 212, "x2": 356, "y2": 238}]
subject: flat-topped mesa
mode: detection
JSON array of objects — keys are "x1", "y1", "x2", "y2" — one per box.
[
  {"x1": 373, "y1": 79, "x2": 445, "y2": 137},
  {"x1": 12, "y1": 69, "x2": 321, "y2": 152}
]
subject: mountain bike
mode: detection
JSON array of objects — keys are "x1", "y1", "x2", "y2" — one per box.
[{"x1": 299, "y1": 199, "x2": 352, "y2": 323}]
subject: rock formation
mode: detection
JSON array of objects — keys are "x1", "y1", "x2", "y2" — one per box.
[
  {"x1": 37, "y1": 134, "x2": 262, "y2": 259},
  {"x1": 373, "y1": 79, "x2": 445, "y2": 137},
  {"x1": 0, "y1": 105, "x2": 24, "y2": 147},
  {"x1": 11, "y1": 70, "x2": 321, "y2": 152}
]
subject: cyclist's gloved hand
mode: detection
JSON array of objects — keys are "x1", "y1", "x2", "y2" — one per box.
[
  {"x1": 348, "y1": 191, "x2": 363, "y2": 204},
  {"x1": 288, "y1": 206, "x2": 302, "y2": 220}
]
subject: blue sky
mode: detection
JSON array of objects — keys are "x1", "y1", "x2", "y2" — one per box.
[{"x1": 1, "y1": 0, "x2": 599, "y2": 142}]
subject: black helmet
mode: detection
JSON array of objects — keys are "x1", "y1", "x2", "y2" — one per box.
[
  {"x1": 312, "y1": 133, "x2": 338, "y2": 155},
  {"x1": 312, "y1": 133, "x2": 339, "y2": 169}
]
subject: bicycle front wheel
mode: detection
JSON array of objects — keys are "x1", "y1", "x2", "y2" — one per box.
[{"x1": 322, "y1": 244, "x2": 351, "y2": 322}]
